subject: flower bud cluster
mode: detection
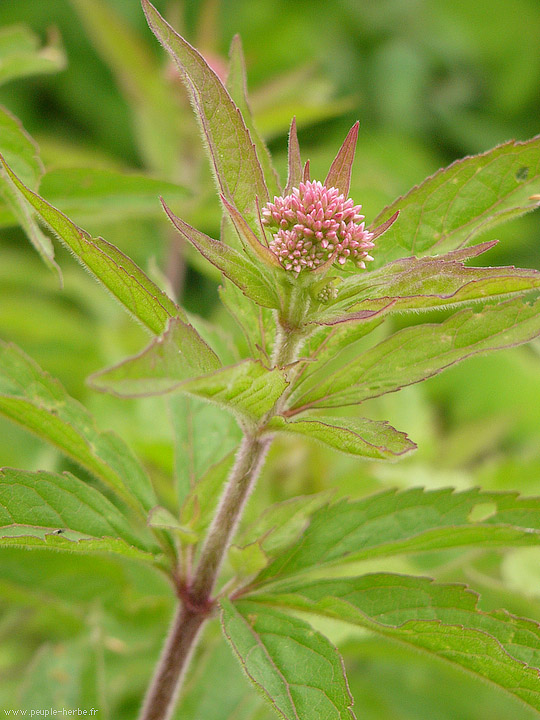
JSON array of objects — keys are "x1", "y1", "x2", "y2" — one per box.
[{"x1": 262, "y1": 180, "x2": 374, "y2": 274}]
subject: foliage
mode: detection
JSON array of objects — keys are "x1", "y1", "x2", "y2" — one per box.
[{"x1": 1, "y1": 1, "x2": 540, "y2": 719}]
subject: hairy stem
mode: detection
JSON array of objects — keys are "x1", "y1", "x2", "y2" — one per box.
[{"x1": 139, "y1": 321, "x2": 302, "y2": 720}]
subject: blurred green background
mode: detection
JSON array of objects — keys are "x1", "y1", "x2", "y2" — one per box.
[{"x1": 1, "y1": 0, "x2": 540, "y2": 718}]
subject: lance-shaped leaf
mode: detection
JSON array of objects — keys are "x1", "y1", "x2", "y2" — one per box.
[
  {"x1": 315, "y1": 243, "x2": 540, "y2": 325},
  {"x1": 90, "y1": 317, "x2": 221, "y2": 396},
  {"x1": 142, "y1": 0, "x2": 269, "y2": 238},
  {"x1": 0, "y1": 469, "x2": 159, "y2": 562},
  {"x1": 285, "y1": 117, "x2": 302, "y2": 195},
  {"x1": 252, "y1": 487, "x2": 540, "y2": 586},
  {"x1": 371, "y1": 136, "x2": 540, "y2": 267},
  {"x1": 250, "y1": 575, "x2": 540, "y2": 715},
  {"x1": 221, "y1": 598, "x2": 356, "y2": 720},
  {"x1": 267, "y1": 415, "x2": 416, "y2": 460},
  {"x1": 0, "y1": 107, "x2": 60, "y2": 278},
  {"x1": 0, "y1": 341, "x2": 156, "y2": 513},
  {"x1": 290, "y1": 295, "x2": 540, "y2": 412},
  {"x1": 92, "y1": 330, "x2": 287, "y2": 422},
  {"x1": 324, "y1": 123, "x2": 359, "y2": 197},
  {"x1": 0, "y1": 24, "x2": 66, "y2": 86},
  {"x1": 226, "y1": 35, "x2": 281, "y2": 198},
  {"x1": 0, "y1": 154, "x2": 182, "y2": 334},
  {"x1": 161, "y1": 200, "x2": 281, "y2": 310}
]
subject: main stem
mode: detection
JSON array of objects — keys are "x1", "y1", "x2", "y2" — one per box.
[{"x1": 139, "y1": 315, "x2": 305, "y2": 720}]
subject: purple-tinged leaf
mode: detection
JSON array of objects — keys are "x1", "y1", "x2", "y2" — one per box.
[
  {"x1": 268, "y1": 414, "x2": 416, "y2": 460},
  {"x1": 369, "y1": 209, "x2": 399, "y2": 241},
  {"x1": 89, "y1": 317, "x2": 221, "y2": 397},
  {"x1": 0, "y1": 153, "x2": 182, "y2": 334},
  {"x1": 289, "y1": 295, "x2": 540, "y2": 411},
  {"x1": 226, "y1": 35, "x2": 281, "y2": 198},
  {"x1": 162, "y1": 199, "x2": 281, "y2": 309},
  {"x1": 285, "y1": 117, "x2": 302, "y2": 195},
  {"x1": 371, "y1": 136, "x2": 540, "y2": 267},
  {"x1": 220, "y1": 194, "x2": 283, "y2": 271},
  {"x1": 142, "y1": 0, "x2": 269, "y2": 235},
  {"x1": 324, "y1": 122, "x2": 359, "y2": 197},
  {"x1": 303, "y1": 159, "x2": 311, "y2": 183},
  {"x1": 221, "y1": 599, "x2": 356, "y2": 720},
  {"x1": 315, "y1": 252, "x2": 540, "y2": 324}
]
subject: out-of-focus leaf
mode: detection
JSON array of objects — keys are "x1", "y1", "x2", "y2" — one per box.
[
  {"x1": 221, "y1": 598, "x2": 356, "y2": 720},
  {"x1": 0, "y1": 25, "x2": 66, "y2": 86},
  {"x1": 252, "y1": 487, "x2": 540, "y2": 586},
  {"x1": 268, "y1": 414, "x2": 416, "y2": 460},
  {"x1": 372, "y1": 136, "x2": 540, "y2": 266},
  {"x1": 0, "y1": 154, "x2": 182, "y2": 334},
  {"x1": 290, "y1": 296, "x2": 540, "y2": 411},
  {"x1": 0, "y1": 107, "x2": 59, "y2": 278},
  {"x1": 38, "y1": 167, "x2": 187, "y2": 226},
  {"x1": 142, "y1": 0, "x2": 269, "y2": 242},
  {"x1": 226, "y1": 35, "x2": 281, "y2": 197},
  {"x1": 70, "y1": 0, "x2": 182, "y2": 176},
  {"x1": 0, "y1": 468, "x2": 155, "y2": 554},
  {"x1": 169, "y1": 395, "x2": 241, "y2": 505},
  {"x1": 252, "y1": 574, "x2": 540, "y2": 715},
  {"x1": 315, "y1": 242, "x2": 540, "y2": 324},
  {"x1": 162, "y1": 200, "x2": 281, "y2": 309},
  {"x1": 0, "y1": 341, "x2": 156, "y2": 513},
  {"x1": 89, "y1": 317, "x2": 221, "y2": 397}
]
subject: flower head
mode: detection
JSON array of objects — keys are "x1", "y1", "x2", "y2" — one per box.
[{"x1": 262, "y1": 180, "x2": 374, "y2": 275}]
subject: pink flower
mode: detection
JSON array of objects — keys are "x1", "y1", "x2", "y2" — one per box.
[{"x1": 262, "y1": 180, "x2": 374, "y2": 274}]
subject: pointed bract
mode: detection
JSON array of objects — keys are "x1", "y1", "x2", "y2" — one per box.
[
  {"x1": 324, "y1": 122, "x2": 359, "y2": 197},
  {"x1": 285, "y1": 117, "x2": 302, "y2": 195}
]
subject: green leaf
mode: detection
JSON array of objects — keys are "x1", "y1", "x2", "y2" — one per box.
[
  {"x1": 142, "y1": 0, "x2": 269, "y2": 239},
  {"x1": 268, "y1": 415, "x2": 416, "y2": 460},
  {"x1": 0, "y1": 341, "x2": 156, "y2": 513},
  {"x1": 371, "y1": 136, "x2": 540, "y2": 267},
  {"x1": 226, "y1": 35, "x2": 281, "y2": 198},
  {"x1": 229, "y1": 542, "x2": 269, "y2": 579},
  {"x1": 147, "y1": 506, "x2": 197, "y2": 542},
  {"x1": 0, "y1": 153, "x2": 183, "y2": 334},
  {"x1": 170, "y1": 395, "x2": 241, "y2": 505},
  {"x1": 220, "y1": 598, "x2": 356, "y2": 720},
  {"x1": 290, "y1": 296, "x2": 540, "y2": 411},
  {"x1": 0, "y1": 468, "x2": 154, "y2": 550},
  {"x1": 315, "y1": 243, "x2": 540, "y2": 324},
  {"x1": 39, "y1": 167, "x2": 188, "y2": 226},
  {"x1": 0, "y1": 25, "x2": 66, "y2": 86},
  {"x1": 70, "y1": 0, "x2": 182, "y2": 175},
  {"x1": 252, "y1": 574, "x2": 540, "y2": 715},
  {"x1": 162, "y1": 200, "x2": 282, "y2": 309},
  {"x1": 252, "y1": 487, "x2": 540, "y2": 586},
  {"x1": 0, "y1": 107, "x2": 60, "y2": 278},
  {"x1": 89, "y1": 317, "x2": 221, "y2": 397}
]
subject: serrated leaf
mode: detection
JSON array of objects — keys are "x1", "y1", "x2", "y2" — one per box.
[
  {"x1": 39, "y1": 167, "x2": 187, "y2": 226},
  {"x1": 89, "y1": 316, "x2": 221, "y2": 397},
  {"x1": 226, "y1": 35, "x2": 281, "y2": 198},
  {"x1": 0, "y1": 341, "x2": 156, "y2": 512},
  {"x1": 162, "y1": 199, "x2": 281, "y2": 309},
  {"x1": 371, "y1": 136, "x2": 540, "y2": 267},
  {"x1": 0, "y1": 107, "x2": 60, "y2": 278},
  {"x1": 324, "y1": 123, "x2": 359, "y2": 197},
  {"x1": 315, "y1": 245, "x2": 540, "y2": 324},
  {"x1": 0, "y1": 25, "x2": 66, "y2": 86},
  {"x1": 268, "y1": 415, "x2": 416, "y2": 460},
  {"x1": 252, "y1": 487, "x2": 540, "y2": 586},
  {"x1": 0, "y1": 153, "x2": 182, "y2": 334},
  {"x1": 290, "y1": 296, "x2": 540, "y2": 411},
  {"x1": 142, "y1": 0, "x2": 269, "y2": 241},
  {"x1": 252, "y1": 574, "x2": 540, "y2": 715},
  {"x1": 221, "y1": 598, "x2": 356, "y2": 720},
  {"x1": 0, "y1": 468, "x2": 155, "y2": 553}
]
